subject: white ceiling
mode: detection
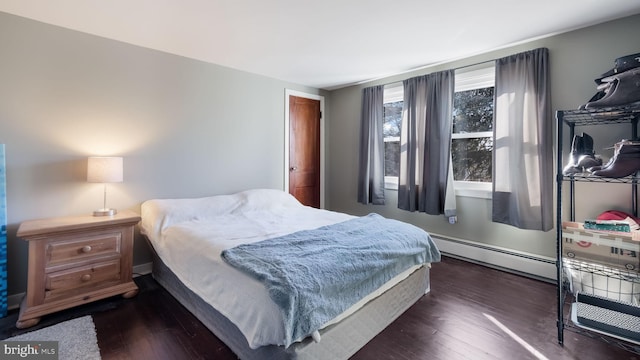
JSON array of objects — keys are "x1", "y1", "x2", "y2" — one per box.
[{"x1": 1, "y1": 0, "x2": 640, "y2": 90}]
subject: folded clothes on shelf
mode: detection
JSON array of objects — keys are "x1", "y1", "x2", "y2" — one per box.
[
  {"x1": 597, "y1": 209, "x2": 640, "y2": 225},
  {"x1": 584, "y1": 218, "x2": 639, "y2": 233}
]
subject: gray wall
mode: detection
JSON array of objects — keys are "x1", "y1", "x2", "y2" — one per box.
[
  {"x1": 0, "y1": 12, "x2": 324, "y2": 296},
  {"x1": 326, "y1": 14, "x2": 640, "y2": 259},
  {"x1": 2, "y1": 10, "x2": 639, "y2": 298}
]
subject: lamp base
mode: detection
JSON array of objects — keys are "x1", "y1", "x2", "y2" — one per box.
[{"x1": 93, "y1": 208, "x2": 117, "y2": 217}]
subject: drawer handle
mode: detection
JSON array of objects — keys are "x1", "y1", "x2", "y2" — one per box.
[
  {"x1": 81, "y1": 274, "x2": 92, "y2": 282},
  {"x1": 81, "y1": 246, "x2": 92, "y2": 253}
]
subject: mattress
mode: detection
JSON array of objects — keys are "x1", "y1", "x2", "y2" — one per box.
[{"x1": 140, "y1": 188, "x2": 438, "y2": 352}]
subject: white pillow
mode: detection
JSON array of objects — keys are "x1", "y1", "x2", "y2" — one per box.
[
  {"x1": 140, "y1": 189, "x2": 302, "y2": 240},
  {"x1": 232, "y1": 188, "x2": 302, "y2": 212}
]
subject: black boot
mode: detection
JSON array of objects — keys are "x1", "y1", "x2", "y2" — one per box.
[
  {"x1": 575, "y1": 133, "x2": 601, "y2": 169},
  {"x1": 577, "y1": 154, "x2": 602, "y2": 170},
  {"x1": 563, "y1": 134, "x2": 585, "y2": 175}
]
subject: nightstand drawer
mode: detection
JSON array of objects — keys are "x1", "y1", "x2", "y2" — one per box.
[
  {"x1": 46, "y1": 233, "x2": 121, "y2": 266},
  {"x1": 45, "y1": 259, "x2": 122, "y2": 299}
]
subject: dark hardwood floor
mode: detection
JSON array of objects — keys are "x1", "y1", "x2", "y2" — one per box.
[{"x1": 1, "y1": 256, "x2": 638, "y2": 359}]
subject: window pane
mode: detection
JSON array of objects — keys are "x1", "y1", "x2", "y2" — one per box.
[
  {"x1": 384, "y1": 140, "x2": 400, "y2": 177},
  {"x1": 383, "y1": 101, "x2": 402, "y2": 138},
  {"x1": 452, "y1": 137, "x2": 493, "y2": 182},
  {"x1": 383, "y1": 100, "x2": 402, "y2": 177},
  {"x1": 453, "y1": 87, "x2": 494, "y2": 133}
]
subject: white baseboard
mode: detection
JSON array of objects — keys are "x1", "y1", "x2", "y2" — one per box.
[
  {"x1": 7, "y1": 294, "x2": 22, "y2": 312},
  {"x1": 133, "y1": 262, "x2": 153, "y2": 278},
  {"x1": 431, "y1": 235, "x2": 557, "y2": 283},
  {"x1": 7, "y1": 262, "x2": 154, "y2": 312}
]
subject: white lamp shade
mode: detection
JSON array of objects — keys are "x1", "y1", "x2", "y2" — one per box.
[{"x1": 87, "y1": 157, "x2": 123, "y2": 183}]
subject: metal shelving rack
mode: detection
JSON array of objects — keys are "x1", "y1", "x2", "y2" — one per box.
[{"x1": 555, "y1": 105, "x2": 640, "y2": 353}]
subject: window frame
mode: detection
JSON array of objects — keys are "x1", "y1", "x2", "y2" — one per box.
[
  {"x1": 452, "y1": 65, "x2": 495, "y2": 199},
  {"x1": 382, "y1": 82, "x2": 403, "y2": 190},
  {"x1": 380, "y1": 66, "x2": 495, "y2": 199}
]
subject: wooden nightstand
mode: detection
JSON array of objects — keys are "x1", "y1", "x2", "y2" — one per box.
[{"x1": 16, "y1": 210, "x2": 140, "y2": 328}]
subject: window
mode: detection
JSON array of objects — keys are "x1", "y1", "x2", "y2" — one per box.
[
  {"x1": 452, "y1": 66, "x2": 495, "y2": 197},
  {"x1": 383, "y1": 83, "x2": 403, "y2": 189},
  {"x1": 382, "y1": 66, "x2": 495, "y2": 196}
]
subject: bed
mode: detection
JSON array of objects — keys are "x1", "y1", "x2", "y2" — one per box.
[{"x1": 140, "y1": 189, "x2": 441, "y2": 359}]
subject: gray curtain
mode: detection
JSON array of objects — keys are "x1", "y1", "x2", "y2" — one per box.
[
  {"x1": 398, "y1": 70, "x2": 456, "y2": 216},
  {"x1": 492, "y1": 48, "x2": 553, "y2": 231},
  {"x1": 357, "y1": 85, "x2": 385, "y2": 205}
]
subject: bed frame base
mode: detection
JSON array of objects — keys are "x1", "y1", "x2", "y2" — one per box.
[{"x1": 150, "y1": 247, "x2": 430, "y2": 360}]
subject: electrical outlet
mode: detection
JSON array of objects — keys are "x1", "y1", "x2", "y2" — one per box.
[{"x1": 448, "y1": 216, "x2": 457, "y2": 224}]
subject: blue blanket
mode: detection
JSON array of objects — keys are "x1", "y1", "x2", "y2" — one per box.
[{"x1": 221, "y1": 213, "x2": 441, "y2": 347}]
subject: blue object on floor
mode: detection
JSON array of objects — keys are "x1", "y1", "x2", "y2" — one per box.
[{"x1": 0, "y1": 144, "x2": 7, "y2": 317}]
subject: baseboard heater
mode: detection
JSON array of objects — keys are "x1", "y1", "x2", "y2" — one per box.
[
  {"x1": 573, "y1": 292, "x2": 640, "y2": 344},
  {"x1": 430, "y1": 234, "x2": 557, "y2": 282}
]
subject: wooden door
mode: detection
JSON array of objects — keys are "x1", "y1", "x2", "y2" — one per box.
[{"x1": 289, "y1": 95, "x2": 321, "y2": 208}]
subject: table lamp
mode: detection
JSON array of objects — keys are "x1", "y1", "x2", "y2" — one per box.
[{"x1": 87, "y1": 156, "x2": 123, "y2": 216}]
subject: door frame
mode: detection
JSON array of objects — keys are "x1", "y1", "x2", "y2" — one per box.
[{"x1": 284, "y1": 89, "x2": 325, "y2": 209}]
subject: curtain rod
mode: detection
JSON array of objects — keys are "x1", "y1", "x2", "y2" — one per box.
[
  {"x1": 368, "y1": 58, "x2": 495, "y2": 88},
  {"x1": 370, "y1": 46, "x2": 546, "y2": 88}
]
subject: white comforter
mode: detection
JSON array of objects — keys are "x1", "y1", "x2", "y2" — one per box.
[{"x1": 140, "y1": 189, "x2": 419, "y2": 348}]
